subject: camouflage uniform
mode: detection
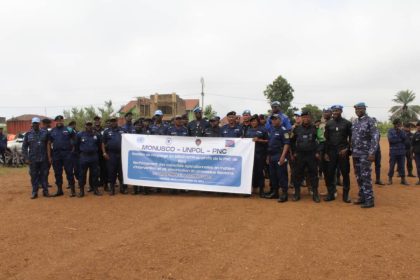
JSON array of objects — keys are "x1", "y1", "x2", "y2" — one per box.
[{"x1": 351, "y1": 115, "x2": 379, "y2": 203}]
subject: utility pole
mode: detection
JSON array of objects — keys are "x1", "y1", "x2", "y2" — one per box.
[{"x1": 200, "y1": 77, "x2": 205, "y2": 109}]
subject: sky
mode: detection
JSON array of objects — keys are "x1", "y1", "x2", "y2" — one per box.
[{"x1": 0, "y1": 0, "x2": 419, "y2": 121}]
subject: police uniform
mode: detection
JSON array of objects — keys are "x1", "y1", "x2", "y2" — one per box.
[
  {"x1": 221, "y1": 112, "x2": 243, "y2": 138},
  {"x1": 265, "y1": 114, "x2": 290, "y2": 202},
  {"x1": 93, "y1": 117, "x2": 108, "y2": 190},
  {"x1": 0, "y1": 128, "x2": 7, "y2": 165},
  {"x1": 387, "y1": 120, "x2": 408, "y2": 185},
  {"x1": 75, "y1": 122, "x2": 102, "y2": 197},
  {"x1": 204, "y1": 116, "x2": 221, "y2": 137},
  {"x1": 167, "y1": 125, "x2": 188, "y2": 136},
  {"x1": 351, "y1": 103, "x2": 379, "y2": 208},
  {"x1": 102, "y1": 122, "x2": 125, "y2": 195},
  {"x1": 187, "y1": 107, "x2": 209, "y2": 136},
  {"x1": 49, "y1": 115, "x2": 76, "y2": 196},
  {"x1": 22, "y1": 118, "x2": 50, "y2": 198},
  {"x1": 404, "y1": 128, "x2": 415, "y2": 177},
  {"x1": 290, "y1": 111, "x2": 322, "y2": 202},
  {"x1": 243, "y1": 117, "x2": 268, "y2": 197},
  {"x1": 412, "y1": 122, "x2": 420, "y2": 184},
  {"x1": 324, "y1": 105, "x2": 352, "y2": 202}
]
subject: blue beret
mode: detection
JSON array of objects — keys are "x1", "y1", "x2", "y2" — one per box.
[
  {"x1": 331, "y1": 105, "x2": 343, "y2": 110},
  {"x1": 354, "y1": 102, "x2": 367, "y2": 108},
  {"x1": 193, "y1": 107, "x2": 202, "y2": 113}
]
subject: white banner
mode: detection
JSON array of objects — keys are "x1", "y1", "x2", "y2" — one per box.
[{"x1": 122, "y1": 134, "x2": 255, "y2": 194}]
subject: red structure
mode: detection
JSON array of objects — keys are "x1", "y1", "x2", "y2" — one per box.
[{"x1": 6, "y1": 114, "x2": 54, "y2": 134}]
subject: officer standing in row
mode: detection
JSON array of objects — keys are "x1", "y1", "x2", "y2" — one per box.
[
  {"x1": 324, "y1": 105, "x2": 352, "y2": 203},
  {"x1": 188, "y1": 107, "x2": 209, "y2": 137},
  {"x1": 0, "y1": 127, "x2": 7, "y2": 165},
  {"x1": 94, "y1": 115, "x2": 108, "y2": 191},
  {"x1": 371, "y1": 118, "x2": 385, "y2": 185},
  {"x1": 290, "y1": 111, "x2": 322, "y2": 203},
  {"x1": 241, "y1": 110, "x2": 252, "y2": 136},
  {"x1": 204, "y1": 116, "x2": 221, "y2": 137},
  {"x1": 351, "y1": 103, "x2": 379, "y2": 208},
  {"x1": 243, "y1": 114, "x2": 268, "y2": 197},
  {"x1": 221, "y1": 111, "x2": 242, "y2": 137},
  {"x1": 22, "y1": 117, "x2": 50, "y2": 199},
  {"x1": 150, "y1": 110, "x2": 168, "y2": 135},
  {"x1": 75, "y1": 120, "x2": 102, "y2": 197},
  {"x1": 265, "y1": 101, "x2": 292, "y2": 133},
  {"x1": 102, "y1": 117, "x2": 126, "y2": 195},
  {"x1": 265, "y1": 114, "x2": 290, "y2": 202},
  {"x1": 387, "y1": 119, "x2": 409, "y2": 185},
  {"x1": 412, "y1": 121, "x2": 420, "y2": 185},
  {"x1": 47, "y1": 115, "x2": 76, "y2": 197},
  {"x1": 403, "y1": 123, "x2": 415, "y2": 177},
  {"x1": 167, "y1": 115, "x2": 188, "y2": 136}
]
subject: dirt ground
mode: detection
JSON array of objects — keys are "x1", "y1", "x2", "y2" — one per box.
[{"x1": 0, "y1": 138, "x2": 419, "y2": 280}]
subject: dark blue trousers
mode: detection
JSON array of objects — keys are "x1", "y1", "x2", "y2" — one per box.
[
  {"x1": 269, "y1": 158, "x2": 288, "y2": 193},
  {"x1": 106, "y1": 152, "x2": 123, "y2": 185},
  {"x1": 30, "y1": 161, "x2": 49, "y2": 194},
  {"x1": 52, "y1": 153, "x2": 75, "y2": 187},
  {"x1": 252, "y1": 153, "x2": 266, "y2": 189},
  {"x1": 415, "y1": 153, "x2": 420, "y2": 179},
  {"x1": 79, "y1": 159, "x2": 99, "y2": 188},
  {"x1": 388, "y1": 155, "x2": 405, "y2": 177},
  {"x1": 374, "y1": 147, "x2": 382, "y2": 181}
]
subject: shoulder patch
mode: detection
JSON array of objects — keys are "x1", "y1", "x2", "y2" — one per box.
[{"x1": 284, "y1": 133, "x2": 290, "y2": 139}]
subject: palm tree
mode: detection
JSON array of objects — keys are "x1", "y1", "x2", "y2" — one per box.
[{"x1": 389, "y1": 90, "x2": 420, "y2": 123}]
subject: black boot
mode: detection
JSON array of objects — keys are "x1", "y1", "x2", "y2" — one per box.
[
  {"x1": 69, "y1": 185, "x2": 76, "y2": 197},
  {"x1": 375, "y1": 179, "x2": 385, "y2": 186},
  {"x1": 110, "y1": 184, "x2": 115, "y2": 196},
  {"x1": 132, "y1": 186, "x2": 139, "y2": 195},
  {"x1": 53, "y1": 185, "x2": 64, "y2": 197},
  {"x1": 264, "y1": 188, "x2": 279, "y2": 199},
  {"x1": 312, "y1": 188, "x2": 320, "y2": 203},
  {"x1": 292, "y1": 187, "x2": 300, "y2": 201},
  {"x1": 93, "y1": 186, "x2": 102, "y2": 196},
  {"x1": 401, "y1": 177, "x2": 409, "y2": 186},
  {"x1": 323, "y1": 193, "x2": 335, "y2": 202},
  {"x1": 78, "y1": 186, "x2": 85, "y2": 197},
  {"x1": 361, "y1": 199, "x2": 374, "y2": 208},
  {"x1": 343, "y1": 189, "x2": 351, "y2": 203},
  {"x1": 258, "y1": 187, "x2": 265, "y2": 198},
  {"x1": 31, "y1": 192, "x2": 38, "y2": 199},
  {"x1": 387, "y1": 177, "x2": 393, "y2": 185},
  {"x1": 120, "y1": 184, "x2": 128, "y2": 194},
  {"x1": 278, "y1": 191, "x2": 288, "y2": 203}
]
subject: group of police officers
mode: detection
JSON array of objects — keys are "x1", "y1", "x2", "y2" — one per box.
[{"x1": 20, "y1": 101, "x2": 420, "y2": 209}]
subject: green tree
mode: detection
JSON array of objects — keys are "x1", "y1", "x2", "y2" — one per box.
[
  {"x1": 389, "y1": 90, "x2": 420, "y2": 123},
  {"x1": 300, "y1": 104, "x2": 323, "y2": 121},
  {"x1": 63, "y1": 100, "x2": 115, "y2": 130},
  {"x1": 263, "y1": 75, "x2": 294, "y2": 116},
  {"x1": 203, "y1": 105, "x2": 217, "y2": 119}
]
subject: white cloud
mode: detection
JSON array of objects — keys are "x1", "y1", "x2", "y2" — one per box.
[{"x1": 0, "y1": 0, "x2": 419, "y2": 121}]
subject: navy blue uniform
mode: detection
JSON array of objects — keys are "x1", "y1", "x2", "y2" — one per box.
[
  {"x1": 187, "y1": 119, "x2": 209, "y2": 137},
  {"x1": 22, "y1": 129, "x2": 50, "y2": 195},
  {"x1": 0, "y1": 131, "x2": 7, "y2": 164},
  {"x1": 374, "y1": 135, "x2": 382, "y2": 182},
  {"x1": 167, "y1": 125, "x2": 188, "y2": 136},
  {"x1": 405, "y1": 131, "x2": 414, "y2": 176},
  {"x1": 265, "y1": 113, "x2": 292, "y2": 132},
  {"x1": 76, "y1": 131, "x2": 101, "y2": 190},
  {"x1": 49, "y1": 126, "x2": 75, "y2": 188},
  {"x1": 412, "y1": 131, "x2": 420, "y2": 180},
  {"x1": 387, "y1": 128, "x2": 407, "y2": 178},
  {"x1": 102, "y1": 127, "x2": 124, "y2": 186},
  {"x1": 220, "y1": 124, "x2": 242, "y2": 138},
  {"x1": 244, "y1": 126, "x2": 268, "y2": 194},
  {"x1": 267, "y1": 126, "x2": 290, "y2": 195},
  {"x1": 150, "y1": 122, "x2": 168, "y2": 135}
]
